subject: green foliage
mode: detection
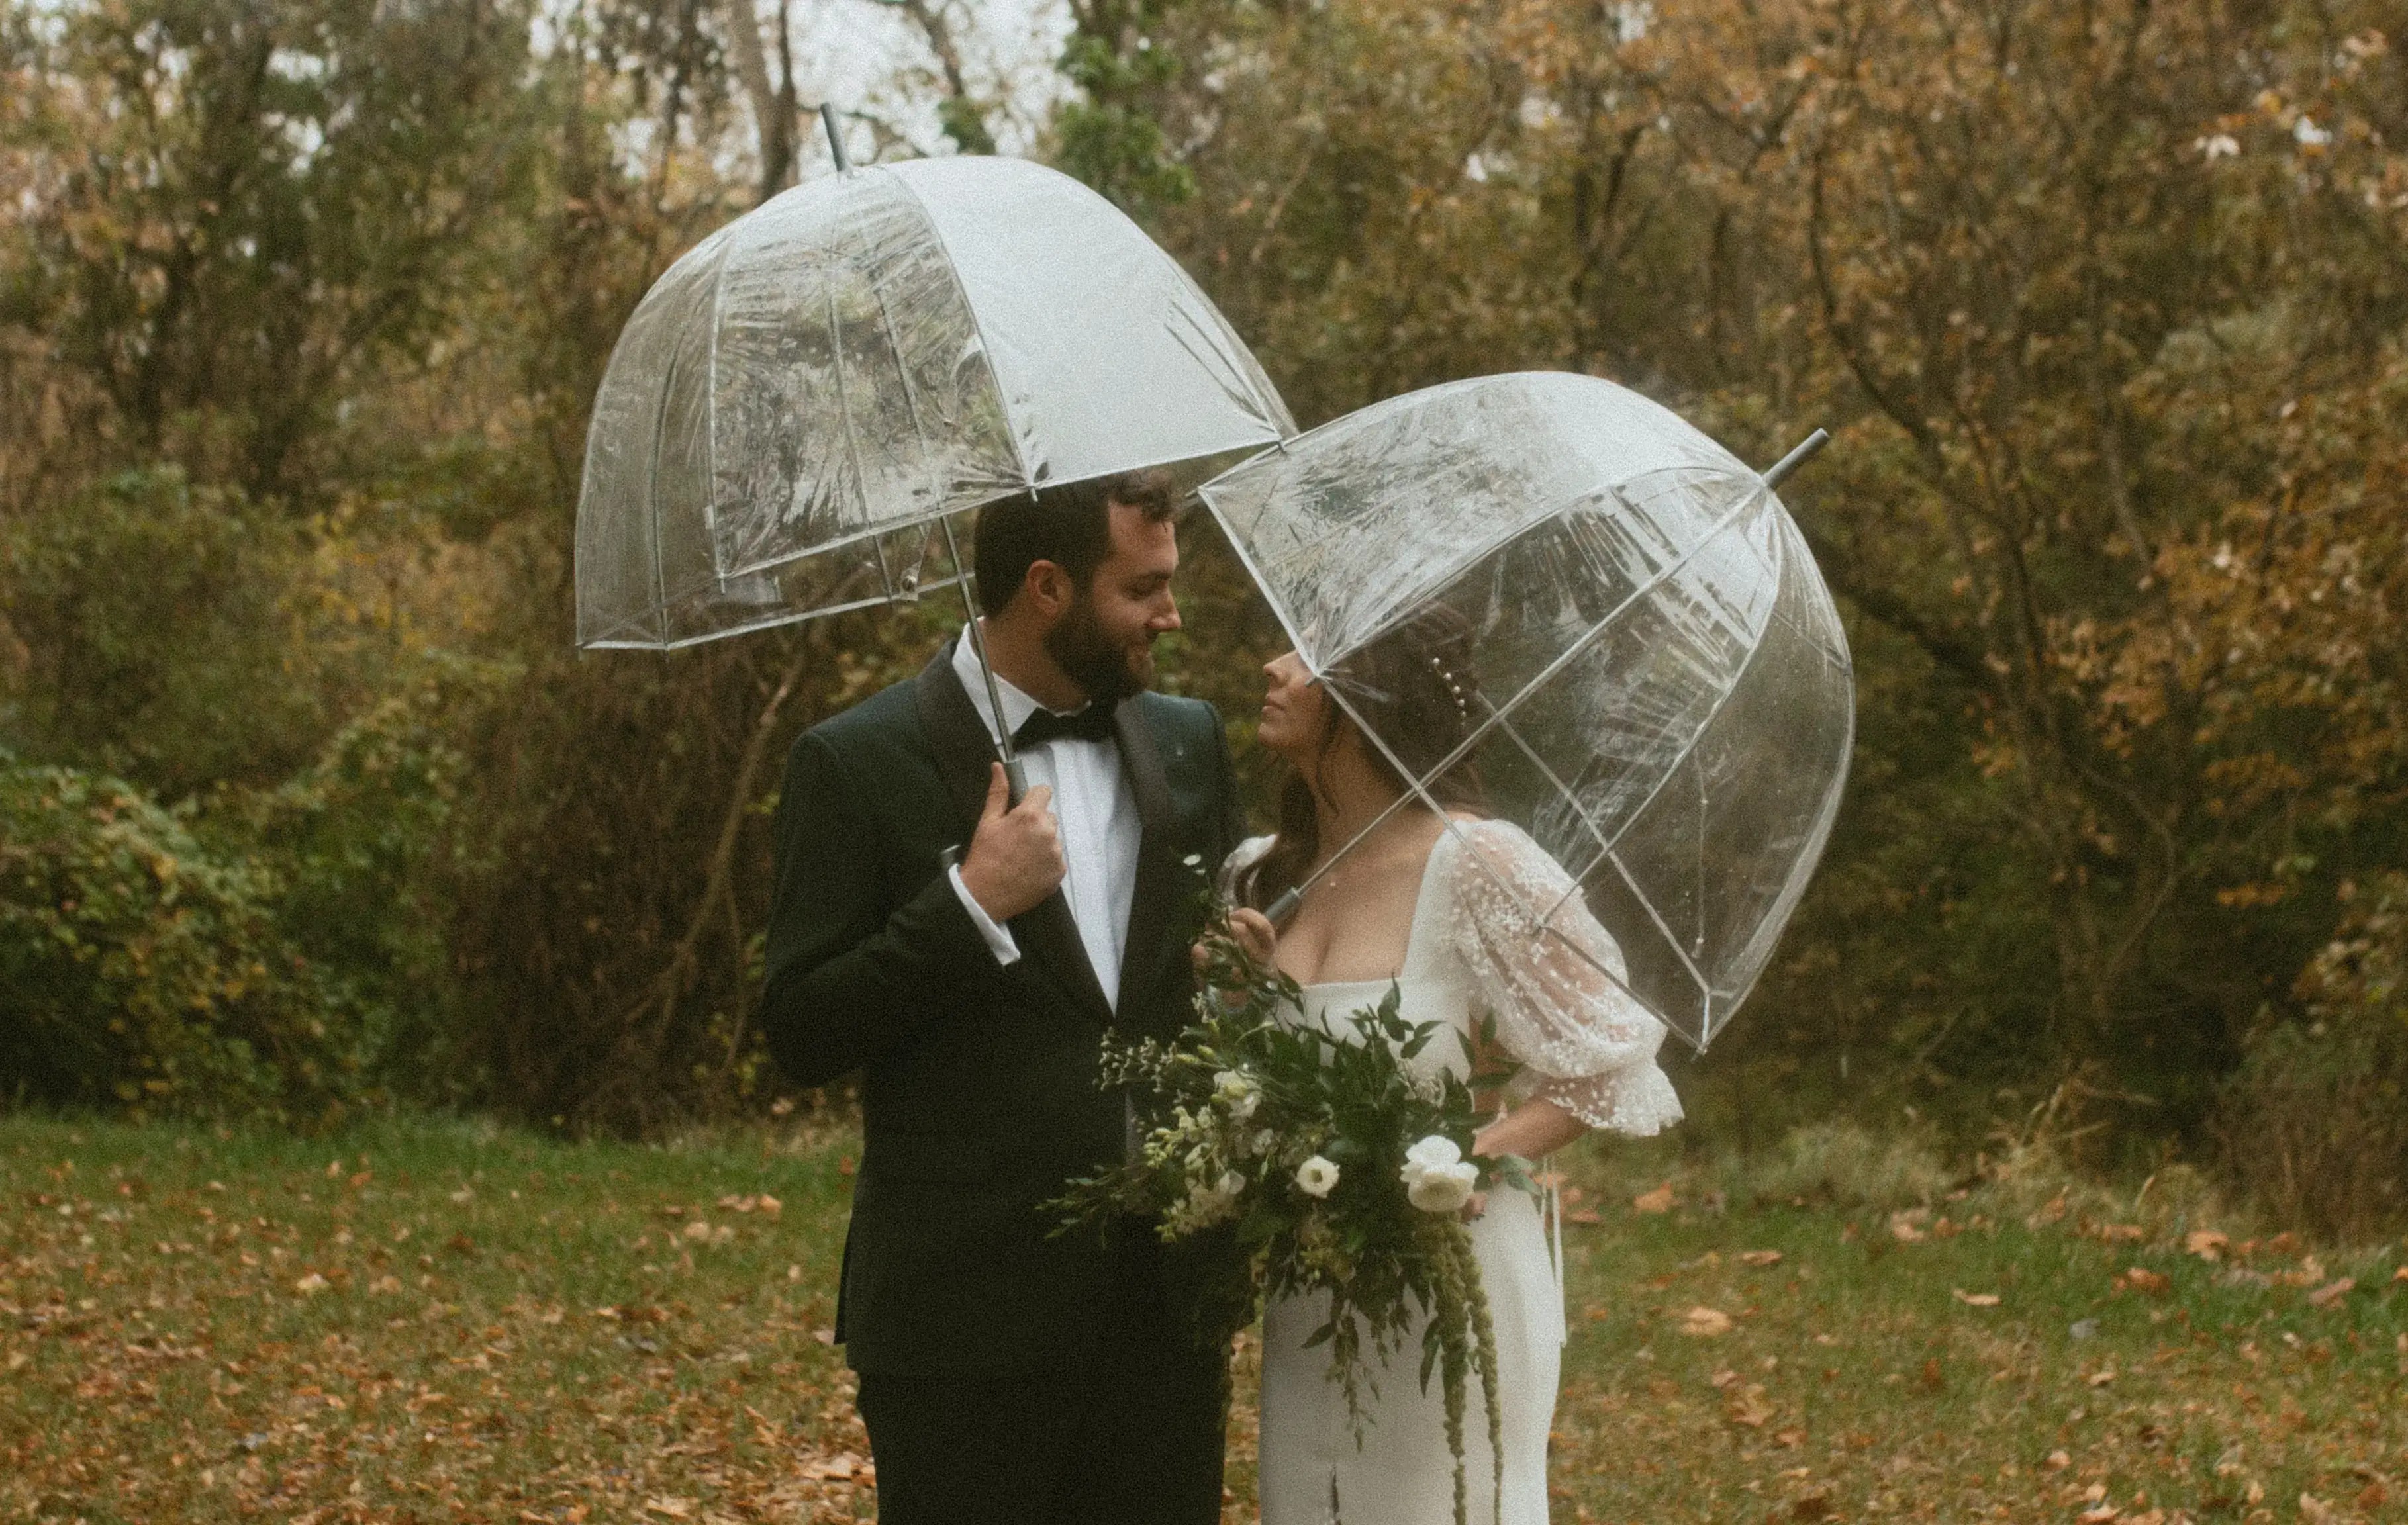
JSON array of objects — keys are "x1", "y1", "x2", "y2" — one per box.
[
  {"x1": 0, "y1": 0, "x2": 545, "y2": 492},
  {"x1": 0, "y1": 467, "x2": 324, "y2": 796},
  {"x1": 0, "y1": 758, "x2": 363, "y2": 1122},
  {"x1": 1054, "y1": 4, "x2": 1196, "y2": 214},
  {"x1": 221, "y1": 649, "x2": 521, "y2": 1105}
]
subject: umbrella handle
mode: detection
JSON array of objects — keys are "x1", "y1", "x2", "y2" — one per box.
[{"x1": 1263, "y1": 886, "x2": 1302, "y2": 928}]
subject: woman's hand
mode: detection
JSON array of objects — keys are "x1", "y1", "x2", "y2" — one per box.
[
  {"x1": 1192, "y1": 906, "x2": 1278, "y2": 972},
  {"x1": 1228, "y1": 907, "x2": 1277, "y2": 968},
  {"x1": 1473, "y1": 1099, "x2": 1588, "y2": 1164}
]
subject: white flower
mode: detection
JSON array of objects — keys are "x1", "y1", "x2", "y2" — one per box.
[
  {"x1": 1294, "y1": 1156, "x2": 1340, "y2": 1198},
  {"x1": 1172, "y1": 1168, "x2": 1248, "y2": 1232},
  {"x1": 1214, "y1": 1069, "x2": 1263, "y2": 1123},
  {"x1": 1400, "y1": 1134, "x2": 1479, "y2": 1213},
  {"x1": 1405, "y1": 1160, "x2": 1480, "y2": 1213}
]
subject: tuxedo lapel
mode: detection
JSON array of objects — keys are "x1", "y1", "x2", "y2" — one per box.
[
  {"x1": 1112, "y1": 700, "x2": 1181, "y2": 1028},
  {"x1": 912, "y1": 639, "x2": 1114, "y2": 1025}
]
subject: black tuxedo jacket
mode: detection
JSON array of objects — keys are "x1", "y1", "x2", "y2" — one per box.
[{"x1": 759, "y1": 640, "x2": 1245, "y2": 1375}]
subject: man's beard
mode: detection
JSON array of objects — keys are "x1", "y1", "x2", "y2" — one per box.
[{"x1": 1045, "y1": 593, "x2": 1151, "y2": 708}]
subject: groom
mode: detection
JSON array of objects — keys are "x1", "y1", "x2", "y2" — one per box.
[{"x1": 758, "y1": 470, "x2": 1246, "y2": 1525}]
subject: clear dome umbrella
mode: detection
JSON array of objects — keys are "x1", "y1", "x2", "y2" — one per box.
[
  {"x1": 1196, "y1": 372, "x2": 1852, "y2": 1052},
  {"x1": 575, "y1": 121, "x2": 1296, "y2": 782}
]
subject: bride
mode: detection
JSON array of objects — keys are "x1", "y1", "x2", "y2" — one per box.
[{"x1": 1218, "y1": 615, "x2": 1684, "y2": 1525}]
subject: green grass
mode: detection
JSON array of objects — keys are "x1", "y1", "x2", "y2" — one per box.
[{"x1": 3, "y1": 1113, "x2": 2402, "y2": 1524}]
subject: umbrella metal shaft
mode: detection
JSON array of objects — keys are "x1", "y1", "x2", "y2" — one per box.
[{"x1": 939, "y1": 514, "x2": 1028, "y2": 803}]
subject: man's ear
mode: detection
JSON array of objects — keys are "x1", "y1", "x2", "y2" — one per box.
[{"x1": 1022, "y1": 559, "x2": 1075, "y2": 621}]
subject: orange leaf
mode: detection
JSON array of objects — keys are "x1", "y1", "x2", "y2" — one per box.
[{"x1": 2306, "y1": 1277, "x2": 2356, "y2": 1309}]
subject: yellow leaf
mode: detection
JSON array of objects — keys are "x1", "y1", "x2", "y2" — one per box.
[{"x1": 1951, "y1": 1288, "x2": 2001, "y2": 1307}]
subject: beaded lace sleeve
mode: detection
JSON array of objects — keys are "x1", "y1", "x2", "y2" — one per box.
[{"x1": 1441, "y1": 820, "x2": 1684, "y2": 1136}]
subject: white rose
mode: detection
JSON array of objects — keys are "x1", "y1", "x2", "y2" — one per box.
[
  {"x1": 1214, "y1": 1069, "x2": 1264, "y2": 1123},
  {"x1": 1216, "y1": 1170, "x2": 1247, "y2": 1201},
  {"x1": 1294, "y1": 1156, "x2": 1341, "y2": 1199},
  {"x1": 1405, "y1": 1160, "x2": 1479, "y2": 1214},
  {"x1": 1400, "y1": 1134, "x2": 1478, "y2": 1213}
]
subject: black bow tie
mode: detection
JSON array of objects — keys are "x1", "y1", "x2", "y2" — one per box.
[{"x1": 1012, "y1": 704, "x2": 1116, "y2": 749}]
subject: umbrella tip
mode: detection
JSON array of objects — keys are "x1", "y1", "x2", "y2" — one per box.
[
  {"x1": 820, "y1": 103, "x2": 851, "y2": 173},
  {"x1": 1761, "y1": 428, "x2": 1830, "y2": 491}
]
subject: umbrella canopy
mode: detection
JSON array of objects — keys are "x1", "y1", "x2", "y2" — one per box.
[
  {"x1": 576, "y1": 154, "x2": 1296, "y2": 651},
  {"x1": 1197, "y1": 372, "x2": 1853, "y2": 1051}
]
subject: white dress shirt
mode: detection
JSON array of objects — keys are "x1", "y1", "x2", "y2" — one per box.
[{"x1": 945, "y1": 629, "x2": 1141, "y2": 1008}]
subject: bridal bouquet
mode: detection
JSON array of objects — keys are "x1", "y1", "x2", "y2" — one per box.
[{"x1": 1053, "y1": 903, "x2": 1535, "y2": 1525}]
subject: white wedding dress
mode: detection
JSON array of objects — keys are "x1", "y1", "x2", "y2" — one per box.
[{"x1": 1228, "y1": 820, "x2": 1684, "y2": 1525}]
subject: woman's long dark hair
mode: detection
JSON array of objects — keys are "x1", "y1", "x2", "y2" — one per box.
[{"x1": 1241, "y1": 606, "x2": 1488, "y2": 911}]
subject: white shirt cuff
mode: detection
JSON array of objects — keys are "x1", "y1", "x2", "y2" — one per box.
[{"x1": 948, "y1": 862, "x2": 1022, "y2": 966}]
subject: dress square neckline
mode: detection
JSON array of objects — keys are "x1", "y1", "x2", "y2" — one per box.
[{"x1": 1291, "y1": 822, "x2": 1465, "y2": 995}]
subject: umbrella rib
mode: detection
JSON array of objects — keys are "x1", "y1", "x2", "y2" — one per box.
[
  {"x1": 702, "y1": 223, "x2": 734, "y2": 575},
  {"x1": 641, "y1": 324, "x2": 686, "y2": 646},
  {"x1": 1163, "y1": 304, "x2": 1284, "y2": 433},
  {"x1": 827, "y1": 281, "x2": 869, "y2": 551},
  {"x1": 866, "y1": 254, "x2": 939, "y2": 502},
  {"x1": 1476, "y1": 696, "x2": 1715, "y2": 1001},
  {"x1": 865, "y1": 256, "x2": 939, "y2": 601},
  {"x1": 887, "y1": 171, "x2": 1036, "y2": 490}
]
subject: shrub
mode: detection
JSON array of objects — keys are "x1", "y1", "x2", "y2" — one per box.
[
  {"x1": 2217, "y1": 872, "x2": 2408, "y2": 1242},
  {"x1": 0, "y1": 758, "x2": 373, "y2": 1123}
]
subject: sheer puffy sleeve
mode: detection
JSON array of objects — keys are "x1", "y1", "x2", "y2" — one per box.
[{"x1": 1440, "y1": 820, "x2": 1684, "y2": 1136}]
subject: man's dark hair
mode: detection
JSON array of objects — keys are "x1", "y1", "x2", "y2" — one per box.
[{"x1": 972, "y1": 469, "x2": 1179, "y2": 612}]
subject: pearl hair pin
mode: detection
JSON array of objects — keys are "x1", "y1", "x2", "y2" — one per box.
[{"x1": 1427, "y1": 653, "x2": 1472, "y2": 722}]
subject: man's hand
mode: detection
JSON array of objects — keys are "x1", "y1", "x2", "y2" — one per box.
[{"x1": 958, "y1": 762, "x2": 1065, "y2": 923}]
